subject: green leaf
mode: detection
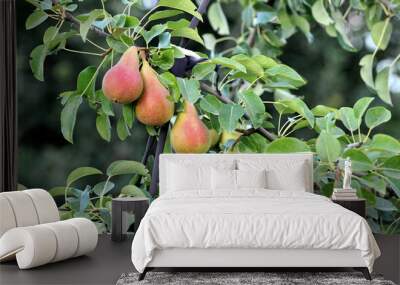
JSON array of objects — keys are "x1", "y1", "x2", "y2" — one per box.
[
  {"x1": 66, "y1": 4, "x2": 78, "y2": 12},
  {"x1": 278, "y1": 8, "x2": 295, "y2": 38},
  {"x1": 353, "y1": 97, "x2": 374, "y2": 121},
  {"x1": 149, "y1": 9, "x2": 183, "y2": 22},
  {"x1": 77, "y1": 66, "x2": 97, "y2": 97},
  {"x1": 231, "y1": 54, "x2": 264, "y2": 77},
  {"x1": 209, "y1": 57, "x2": 246, "y2": 73},
  {"x1": 252, "y1": 55, "x2": 277, "y2": 69},
  {"x1": 357, "y1": 175, "x2": 387, "y2": 195},
  {"x1": 157, "y1": 0, "x2": 202, "y2": 21},
  {"x1": 375, "y1": 67, "x2": 392, "y2": 105},
  {"x1": 371, "y1": 20, "x2": 392, "y2": 50},
  {"x1": 120, "y1": 185, "x2": 147, "y2": 197},
  {"x1": 279, "y1": 98, "x2": 314, "y2": 127},
  {"x1": 177, "y1": 78, "x2": 201, "y2": 103},
  {"x1": 192, "y1": 62, "x2": 216, "y2": 80},
  {"x1": 43, "y1": 26, "x2": 58, "y2": 45},
  {"x1": 166, "y1": 19, "x2": 190, "y2": 30},
  {"x1": 265, "y1": 64, "x2": 306, "y2": 88},
  {"x1": 29, "y1": 45, "x2": 47, "y2": 81},
  {"x1": 171, "y1": 27, "x2": 204, "y2": 45},
  {"x1": 382, "y1": 156, "x2": 400, "y2": 180},
  {"x1": 365, "y1": 106, "x2": 391, "y2": 129},
  {"x1": 339, "y1": 107, "x2": 358, "y2": 132},
  {"x1": 199, "y1": 95, "x2": 222, "y2": 115},
  {"x1": 146, "y1": 125, "x2": 158, "y2": 136},
  {"x1": 202, "y1": 33, "x2": 217, "y2": 51},
  {"x1": 106, "y1": 37, "x2": 127, "y2": 54},
  {"x1": 80, "y1": 9, "x2": 104, "y2": 42},
  {"x1": 93, "y1": 181, "x2": 115, "y2": 196},
  {"x1": 311, "y1": 0, "x2": 333, "y2": 26},
  {"x1": 265, "y1": 137, "x2": 310, "y2": 153},
  {"x1": 369, "y1": 134, "x2": 400, "y2": 154},
  {"x1": 316, "y1": 130, "x2": 341, "y2": 163},
  {"x1": 142, "y1": 24, "x2": 167, "y2": 44},
  {"x1": 292, "y1": 15, "x2": 313, "y2": 43},
  {"x1": 219, "y1": 103, "x2": 245, "y2": 132},
  {"x1": 49, "y1": 186, "x2": 78, "y2": 198},
  {"x1": 67, "y1": 167, "x2": 103, "y2": 186},
  {"x1": 242, "y1": 6, "x2": 254, "y2": 29},
  {"x1": 208, "y1": 2, "x2": 229, "y2": 35},
  {"x1": 312, "y1": 105, "x2": 337, "y2": 117},
  {"x1": 113, "y1": 14, "x2": 126, "y2": 28},
  {"x1": 61, "y1": 95, "x2": 82, "y2": 143},
  {"x1": 122, "y1": 104, "x2": 134, "y2": 128},
  {"x1": 159, "y1": 72, "x2": 180, "y2": 102},
  {"x1": 158, "y1": 32, "x2": 171, "y2": 48},
  {"x1": 239, "y1": 90, "x2": 266, "y2": 128},
  {"x1": 237, "y1": 133, "x2": 268, "y2": 153},
  {"x1": 106, "y1": 160, "x2": 148, "y2": 176},
  {"x1": 375, "y1": 197, "x2": 397, "y2": 212},
  {"x1": 342, "y1": 149, "x2": 373, "y2": 172},
  {"x1": 116, "y1": 116, "x2": 130, "y2": 141},
  {"x1": 331, "y1": 10, "x2": 355, "y2": 51},
  {"x1": 125, "y1": 16, "x2": 140, "y2": 28},
  {"x1": 79, "y1": 186, "x2": 90, "y2": 213},
  {"x1": 359, "y1": 54, "x2": 375, "y2": 89},
  {"x1": 26, "y1": 10, "x2": 48, "y2": 30},
  {"x1": 254, "y1": 9, "x2": 276, "y2": 25},
  {"x1": 45, "y1": 31, "x2": 76, "y2": 51},
  {"x1": 97, "y1": 90, "x2": 115, "y2": 116},
  {"x1": 151, "y1": 48, "x2": 175, "y2": 70},
  {"x1": 96, "y1": 113, "x2": 111, "y2": 142}
]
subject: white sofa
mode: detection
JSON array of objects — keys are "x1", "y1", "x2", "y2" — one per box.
[{"x1": 0, "y1": 189, "x2": 98, "y2": 269}]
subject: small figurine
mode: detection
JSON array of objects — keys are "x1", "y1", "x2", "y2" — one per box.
[{"x1": 342, "y1": 157, "x2": 352, "y2": 190}]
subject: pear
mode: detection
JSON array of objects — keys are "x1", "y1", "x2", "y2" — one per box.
[
  {"x1": 135, "y1": 56, "x2": 174, "y2": 126},
  {"x1": 102, "y1": 47, "x2": 143, "y2": 104},
  {"x1": 219, "y1": 130, "x2": 242, "y2": 149},
  {"x1": 208, "y1": 128, "x2": 220, "y2": 148},
  {"x1": 171, "y1": 101, "x2": 211, "y2": 153}
]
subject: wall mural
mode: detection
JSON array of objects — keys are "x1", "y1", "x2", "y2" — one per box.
[{"x1": 24, "y1": 0, "x2": 400, "y2": 234}]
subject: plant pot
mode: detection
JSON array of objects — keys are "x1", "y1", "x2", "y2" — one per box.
[{"x1": 373, "y1": 234, "x2": 400, "y2": 284}]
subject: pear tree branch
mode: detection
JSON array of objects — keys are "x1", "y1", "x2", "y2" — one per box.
[{"x1": 51, "y1": 0, "x2": 110, "y2": 37}]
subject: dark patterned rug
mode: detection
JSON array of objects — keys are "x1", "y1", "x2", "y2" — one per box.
[{"x1": 116, "y1": 272, "x2": 395, "y2": 285}]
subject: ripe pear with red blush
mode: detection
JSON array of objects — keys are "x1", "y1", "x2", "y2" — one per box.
[
  {"x1": 171, "y1": 101, "x2": 211, "y2": 153},
  {"x1": 102, "y1": 47, "x2": 143, "y2": 104},
  {"x1": 135, "y1": 56, "x2": 175, "y2": 126}
]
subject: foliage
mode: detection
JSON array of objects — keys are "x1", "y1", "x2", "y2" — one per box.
[
  {"x1": 49, "y1": 160, "x2": 150, "y2": 233},
  {"x1": 25, "y1": 0, "x2": 400, "y2": 234}
]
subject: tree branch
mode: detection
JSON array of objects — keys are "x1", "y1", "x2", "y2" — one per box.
[
  {"x1": 200, "y1": 82, "x2": 278, "y2": 141},
  {"x1": 247, "y1": 27, "x2": 257, "y2": 48},
  {"x1": 51, "y1": 0, "x2": 110, "y2": 38},
  {"x1": 181, "y1": 0, "x2": 211, "y2": 48},
  {"x1": 235, "y1": 128, "x2": 258, "y2": 136}
]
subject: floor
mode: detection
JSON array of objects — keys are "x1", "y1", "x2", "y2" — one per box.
[
  {"x1": 0, "y1": 234, "x2": 134, "y2": 285},
  {"x1": 0, "y1": 234, "x2": 393, "y2": 285}
]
